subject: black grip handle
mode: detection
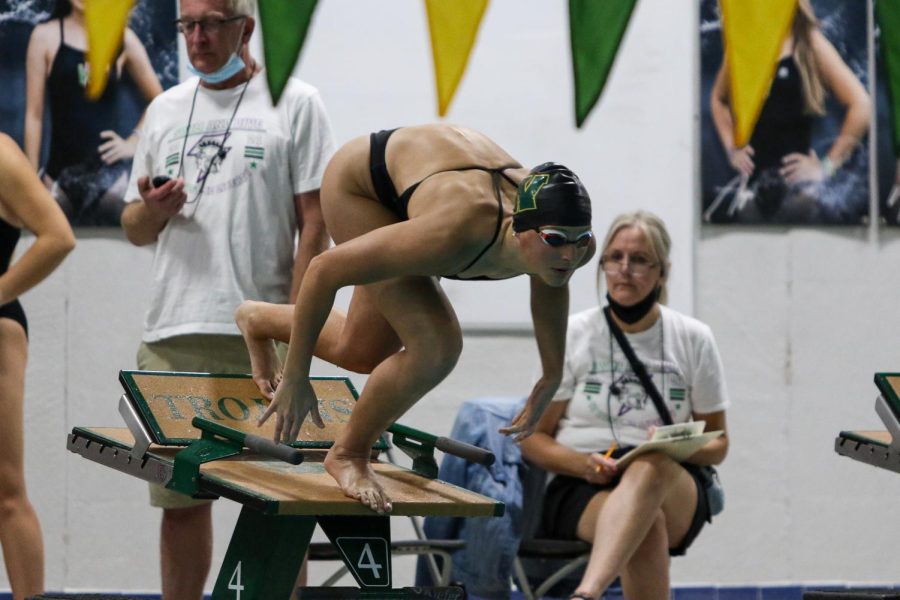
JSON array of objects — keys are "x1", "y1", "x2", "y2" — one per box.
[
  {"x1": 152, "y1": 175, "x2": 171, "y2": 188},
  {"x1": 435, "y1": 436, "x2": 495, "y2": 466},
  {"x1": 244, "y1": 433, "x2": 304, "y2": 465}
]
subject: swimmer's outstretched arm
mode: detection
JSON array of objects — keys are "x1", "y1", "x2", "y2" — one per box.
[
  {"x1": 500, "y1": 275, "x2": 567, "y2": 442},
  {"x1": 259, "y1": 214, "x2": 482, "y2": 443},
  {"x1": 502, "y1": 238, "x2": 595, "y2": 441}
]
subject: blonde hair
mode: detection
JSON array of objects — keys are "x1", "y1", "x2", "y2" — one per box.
[
  {"x1": 597, "y1": 210, "x2": 671, "y2": 305},
  {"x1": 792, "y1": 0, "x2": 826, "y2": 116}
]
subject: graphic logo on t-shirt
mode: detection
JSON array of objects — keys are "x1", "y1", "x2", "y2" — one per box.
[
  {"x1": 165, "y1": 153, "x2": 180, "y2": 177},
  {"x1": 243, "y1": 145, "x2": 265, "y2": 169},
  {"x1": 584, "y1": 381, "x2": 602, "y2": 395},
  {"x1": 187, "y1": 132, "x2": 232, "y2": 184},
  {"x1": 611, "y1": 373, "x2": 648, "y2": 416}
]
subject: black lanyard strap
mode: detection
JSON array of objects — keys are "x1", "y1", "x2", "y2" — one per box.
[{"x1": 603, "y1": 306, "x2": 673, "y2": 426}]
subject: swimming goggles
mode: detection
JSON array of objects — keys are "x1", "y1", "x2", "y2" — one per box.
[{"x1": 537, "y1": 228, "x2": 593, "y2": 248}]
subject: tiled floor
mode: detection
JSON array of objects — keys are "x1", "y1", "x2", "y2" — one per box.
[{"x1": 492, "y1": 585, "x2": 900, "y2": 600}]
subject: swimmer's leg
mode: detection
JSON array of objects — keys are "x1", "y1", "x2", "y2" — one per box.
[{"x1": 324, "y1": 275, "x2": 462, "y2": 514}]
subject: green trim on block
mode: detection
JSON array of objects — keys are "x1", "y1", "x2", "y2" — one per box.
[
  {"x1": 169, "y1": 436, "x2": 243, "y2": 496},
  {"x1": 875, "y1": 373, "x2": 900, "y2": 414},
  {"x1": 213, "y1": 508, "x2": 316, "y2": 600},
  {"x1": 840, "y1": 430, "x2": 890, "y2": 449}
]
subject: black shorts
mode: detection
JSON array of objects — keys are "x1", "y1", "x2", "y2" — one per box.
[{"x1": 537, "y1": 461, "x2": 710, "y2": 557}]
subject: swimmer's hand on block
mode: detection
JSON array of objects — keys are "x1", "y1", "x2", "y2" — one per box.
[
  {"x1": 388, "y1": 423, "x2": 495, "y2": 466},
  {"x1": 192, "y1": 417, "x2": 304, "y2": 465}
]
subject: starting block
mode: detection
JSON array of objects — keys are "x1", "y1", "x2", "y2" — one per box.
[
  {"x1": 835, "y1": 373, "x2": 900, "y2": 473},
  {"x1": 68, "y1": 371, "x2": 503, "y2": 599}
]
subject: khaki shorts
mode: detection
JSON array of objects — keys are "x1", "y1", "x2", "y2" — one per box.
[{"x1": 138, "y1": 334, "x2": 253, "y2": 510}]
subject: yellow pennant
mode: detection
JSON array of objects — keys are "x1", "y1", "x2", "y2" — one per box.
[
  {"x1": 425, "y1": 0, "x2": 489, "y2": 116},
  {"x1": 85, "y1": 0, "x2": 135, "y2": 99},
  {"x1": 721, "y1": 0, "x2": 798, "y2": 147}
]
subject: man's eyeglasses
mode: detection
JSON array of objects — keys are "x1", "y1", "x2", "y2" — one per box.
[
  {"x1": 599, "y1": 253, "x2": 658, "y2": 276},
  {"x1": 537, "y1": 228, "x2": 593, "y2": 248},
  {"x1": 174, "y1": 15, "x2": 246, "y2": 35}
]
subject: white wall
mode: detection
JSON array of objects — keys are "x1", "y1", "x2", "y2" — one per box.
[
  {"x1": 285, "y1": 0, "x2": 696, "y2": 324},
  {"x1": 8, "y1": 0, "x2": 900, "y2": 594}
]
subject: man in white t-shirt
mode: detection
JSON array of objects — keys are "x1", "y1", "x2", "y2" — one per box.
[{"x1": 121, "y1": 0, "x2": 334, "y2": 596}]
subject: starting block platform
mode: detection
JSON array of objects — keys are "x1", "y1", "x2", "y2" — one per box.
[
  {"x1": 68, "y1": 371, "x2": 502, "y2": 599},
  {"x1": 836, "y1": 373, "x2": 900, "y2": 474}
]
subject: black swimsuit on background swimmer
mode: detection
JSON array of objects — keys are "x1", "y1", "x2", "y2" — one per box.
[
  {"x1": 0, "y1": 218, "x2": 28, "y2": 337},
  {"x1": 43, "y1": 18, "x2": 126, "y2": 226},
  {"x1": 368, "y1": 128, "x2": 519, "y2": 281},
  {"x1": 745, "y1": 54, "x2": 815, "y2": 217}
]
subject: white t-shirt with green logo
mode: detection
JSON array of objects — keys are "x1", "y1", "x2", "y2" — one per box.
[
  {"x1": 552, "y1": 305, "x2": 730, "y2": 452},
  {"x1": 126, "y1": 73, "x2": 335, "y2": 342}
]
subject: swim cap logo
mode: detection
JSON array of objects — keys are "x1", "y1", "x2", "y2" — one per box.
[{"x1": 515, "y1": 173, "x2": 549, "y2": 214}]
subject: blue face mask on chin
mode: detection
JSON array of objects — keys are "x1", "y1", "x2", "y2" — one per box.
[
  {"x1": 188, "y1": 51, "x2": 246, "y2": 84},
  {"x1": 188, "y1": 21, "x2": 248, "y2": 85}
]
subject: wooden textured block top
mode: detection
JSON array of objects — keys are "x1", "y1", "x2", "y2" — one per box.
[
  {"x1": 79, "y1": 427, "x2": 502, "y2": 518},
  {"x1": 120, "y1": 371, "x2": 364, "y2": 447}
]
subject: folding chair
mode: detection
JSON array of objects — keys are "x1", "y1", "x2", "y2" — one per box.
[
  {"x1": 409, "y1": 396, "x2": 595, "y2": 599},
  {"x1": 511, "y1": 459, "x2": 592, "y2": 600}
]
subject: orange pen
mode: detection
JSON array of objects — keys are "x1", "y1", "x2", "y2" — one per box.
[{"x1": 595, "y1": 443, "x2": 618, "y2": 473}]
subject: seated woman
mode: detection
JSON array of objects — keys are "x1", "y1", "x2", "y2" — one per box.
[
  {"x1": 236, "y1": 123, "x2": 595, "y2": 514},
  {"x1": 520, "y1": 210, "x2": 730, "y2": 600}
]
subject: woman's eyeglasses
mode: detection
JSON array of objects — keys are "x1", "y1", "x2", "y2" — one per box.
[
  {"x1": 599, "y1": 253, "x2": 658, "y2": 276},
  {"x1": 537, "y1": 229, "x2": 594, "y2": 248}
]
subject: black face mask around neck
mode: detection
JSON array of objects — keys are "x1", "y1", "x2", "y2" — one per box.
[{"x1": 606, "y1": 287, "x2": 659, "y2": 325}]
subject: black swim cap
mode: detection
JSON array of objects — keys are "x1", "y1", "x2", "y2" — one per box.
[{"x1": 512, "y1": 162, "x2": 592, "y2": 233}]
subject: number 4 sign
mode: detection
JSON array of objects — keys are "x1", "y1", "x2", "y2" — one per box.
[
  {"x1": 335, "y1": 537, "x2": 392, "y2": 587},
  {"x1": 228, "y1": 562, "x2": 245, "y2": 600}
]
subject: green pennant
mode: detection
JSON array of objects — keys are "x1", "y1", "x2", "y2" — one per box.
[
  {"x1": 569, "y1": 0, "x2": 639, "y2": 128},
  {"x1": 878, "y1": 0, "x2": 900, "y2": 155},
  {"x1": 258, "y1": 0, "x2": 319, "y2": 105}
]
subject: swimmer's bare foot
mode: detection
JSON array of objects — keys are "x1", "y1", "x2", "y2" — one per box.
[
  {"x1": 235, "y1": 300, "x2": 282, "y2": 399},
  {"x1": 324, "y1": 444, "x2": 393, "y2": 514}
]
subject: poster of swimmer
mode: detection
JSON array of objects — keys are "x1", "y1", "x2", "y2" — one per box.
[
  {"x1": 0, "y1": 0, "x2": 177, "y2": 227},
  {"x1": 875, "y1": 11, "x2": 900, "y2": 227},
  {"x1": 699, "y1": 0, "x2": 870, "y2": 226}
]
